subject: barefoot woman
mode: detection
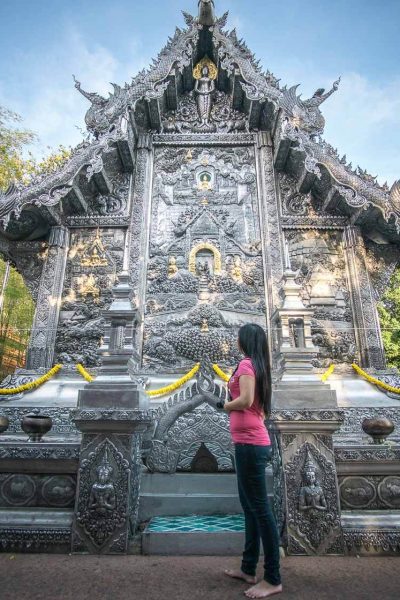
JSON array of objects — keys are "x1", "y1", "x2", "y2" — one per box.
[{"x1": 224, "y1": 324, "x2": 282, "y2": 598}]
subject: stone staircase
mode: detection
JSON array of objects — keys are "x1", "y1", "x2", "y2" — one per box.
[{"x1": 140, "y1": 469, "x2": 274, "y2": 555}]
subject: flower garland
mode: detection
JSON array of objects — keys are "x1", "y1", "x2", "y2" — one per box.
[
  {"x1": 352, "y1": 363, "x2": 400, "y2": 395},
  {"x1": 76, "y1": 363, "x2": 94, "y2": 383},
  {"x1": 321, "y1": 364, "x2": 335, "y2": 383},
  {"x1": 0, "y1": 364, "x2": 63, "y2": 396},
  {"x1": 212, "y1": 364, "x2": 231, "y2": 382},
  {"x1": 146, "y1": 363, "x2": 200, "y2": 398}
]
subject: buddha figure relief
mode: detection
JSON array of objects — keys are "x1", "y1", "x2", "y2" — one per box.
[
  {"x1": 77, "y1": 273, "x2": 100, "y2": 298},
  {"x1": 89, "y1": 450, "x2": 116, "y2": 515},
  {"x1": 193, "y1": 57, "x2": 218, "y2": 130},
  {"x1": 299, "y1": 452, "x2": 327, "y2": 512},
  {"x1": 231, "y1": 255, "x2": 243, "y2": 284},
  {"x1": 201, "y1": 319, "x2": 209, "y2": 333},
  {"x1": 198, "y1": 172, "x2": 213, "y2": 191},
  {"x1": 168, "y1": 256, "x2": 178, "y2": 278}
]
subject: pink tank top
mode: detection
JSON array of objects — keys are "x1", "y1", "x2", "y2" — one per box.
[{"x1": 228, "y1": 358, "x2": 271, "y2": 446}]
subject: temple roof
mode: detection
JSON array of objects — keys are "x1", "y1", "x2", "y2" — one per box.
[{"x1": 0, "y1": 0, "x2": 399, "y2": 244}]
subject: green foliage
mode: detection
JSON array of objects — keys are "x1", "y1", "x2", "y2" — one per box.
[
  {"x1": 0, "y1": 105, "x2": 71, "y2": 191},
  {"x1": 0, "y1": 260, "x2": 35, "y2": 378},
  {"x1": 378, "y1": 268, "x2": 400, "y2": 368},
  {"x1": 0, "y1": 107, "x2": 36, "y2": 190}
]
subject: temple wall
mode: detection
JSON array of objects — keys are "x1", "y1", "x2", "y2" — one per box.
[
  {"x1": 141, "y1": 136, "x2": 269, "y2": 373},
  {"x1": 276, "y1": 172, "x2": 391, "y2": 370},
  {"x1": 17, "y1": 132, "x2": 394, "y2": 373}
]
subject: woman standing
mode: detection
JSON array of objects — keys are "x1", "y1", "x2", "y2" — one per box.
[{"x1": 224, "y1": 324, "x2": 282, "y2": 599}]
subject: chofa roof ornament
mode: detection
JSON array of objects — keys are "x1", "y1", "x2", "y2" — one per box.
[{"x1": 198, "y1": 0, "x2": 216, "y2": 27}]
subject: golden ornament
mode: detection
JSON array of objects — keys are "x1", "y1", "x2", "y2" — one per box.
[{"x1": 193, "y1": 56, "x2": 218, "y2": 81}]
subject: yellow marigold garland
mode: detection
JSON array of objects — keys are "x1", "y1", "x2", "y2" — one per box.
[
  {"x1": 212, "y1": 364, "x2": 231, "y2": 382},
  {"x1": 352, "y1": 363, "x2": 400, "y2": 395},
  {"x1": 0, "y1": 364, "x2": 63, "y2": 396},
  {"x1": 146, "y1": 363, "x2": 200, "y2": 397},
  {"x1": 321, "y1": 364, "x2": 335, "y2": 383},
  {"x1": 76, "y1": 364, "x2": 94, "y2": 383}
]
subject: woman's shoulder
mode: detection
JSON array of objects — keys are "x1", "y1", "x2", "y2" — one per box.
[{"x1": 237, "y1": 357, "x2": 255, "y2": 376}]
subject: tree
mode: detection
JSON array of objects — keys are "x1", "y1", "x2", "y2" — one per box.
[
  {"x1": 0, "y1": 260, "x2": 35, "y2": 378},
  {"x1": 0, "y1": 107, "x2": 36, "y2": 189},
  {"x1": 378, "y1": 267, "x2": 400, "y2": 369},
  {"x1": 0, "y1": 105, "x2": 71, "y2": 190}
]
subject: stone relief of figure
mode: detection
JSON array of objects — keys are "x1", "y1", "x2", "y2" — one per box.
[
  {"x1": 196, "y1": 258, "x2": 211, "y2": 277},
  {"x1": 198, "y1": 172, "x2": 213, "y2": 191},
  {"x1": 168, "y1": 256, "x2": 178, "y2": 278},
  {"x1": 299, "y1": 452, "x2": 327, "y2": 512},
  {"x1": 77, "y1": 274, "x2": 100, "y2": 298},
  {"x1": 89, "y1": 450, "x2": 117, "y2": 515},
  {"x1": 200, "y1": 318, "x2": 209, "y2": 333},
  {"x1": 193, "y1": 58, "x2": 217, "y2": 131},
  {"x1": 231, "y1": 255, "x2": 243, "y2": 284}
]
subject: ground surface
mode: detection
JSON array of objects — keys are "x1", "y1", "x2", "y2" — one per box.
[{"x1": 0, "y1": 554, "x2": 398, "y2": 600}]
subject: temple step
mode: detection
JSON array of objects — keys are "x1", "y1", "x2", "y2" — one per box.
[
  {"x1": 139, "y1": 471, "x2": 273, "y2": 522},
  {"x1": 142, "y1": 514, "x2": 246, "y2": 555}
]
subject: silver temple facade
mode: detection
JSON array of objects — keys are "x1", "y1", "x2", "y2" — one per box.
[{"x1": 0, "y1": 1, "x2": 399, "y2": 556}]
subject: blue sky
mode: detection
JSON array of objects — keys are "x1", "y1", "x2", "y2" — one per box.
[{"x1": 0, "y1": 0, "x2": 399, "y2": 185}]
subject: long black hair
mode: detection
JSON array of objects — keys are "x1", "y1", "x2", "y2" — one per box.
[{"x1": 238, "y1": 323, "x2": 272, "y2": 417}]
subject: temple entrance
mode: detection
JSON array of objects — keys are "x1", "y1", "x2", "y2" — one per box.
[{"x1": 190, "y1": 443, "x2": 219, "y2": 473}]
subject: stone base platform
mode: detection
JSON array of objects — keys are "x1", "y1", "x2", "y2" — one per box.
[{"x1": 139, "y1": 470, "x2": 273, "y2": 521}]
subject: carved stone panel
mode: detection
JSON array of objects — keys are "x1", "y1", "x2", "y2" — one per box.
[
  {"x1": 286, "y1": 441, "x2": 343, "y2": 554},
  {"x1": 285, "y1": 229, "x2": 356, "y2": 367},
  {"x1": 343, "y1": 226, "x2": 386, "y2": 368},
  {"x1": 0, "y1": 474, "x2": 76, "y2": 508},
  {"x1": 147, "y1": 404, "x2": 233, "y2": 473},
  {"x1": 339, "y1": 475, "x2": 400, "y2": 510},
  {"x1": 162, "y1": 90, "x2": 249, "y2": 134},
  {"x1": 274, "y1": 419, "x2": 344, "y2": 556},
  {"x1": 145, "y1": 366, "x2": 232, "y2": 473},
  {"x1": 73, "y1": 436, "x2": 132, "y2": 553},
  {"x1": 87, "y1": 173, "x2": 130, "y2": 217},
  {"x1": 55, "y1": 228, "x2": 125, "y2": 366},
  {"x1": 143, "y1": 145, "x2": 267, "y2": 372}
]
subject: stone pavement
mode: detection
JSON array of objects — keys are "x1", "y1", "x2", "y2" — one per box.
[{"x1": 0, "y1": 554, "x2": 398, "y2": 600}]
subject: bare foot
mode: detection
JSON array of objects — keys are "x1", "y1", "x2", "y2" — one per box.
[
  {"x1": 245, "y1": 580, "x2": 283, "y2": 598},
  {"x1": 225, "y1": 569, "x2": 257, "y2": 585}
]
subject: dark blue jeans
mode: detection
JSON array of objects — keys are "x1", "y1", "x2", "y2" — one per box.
[{"x1": 235, "y1": 443, "x2": 281, "y2": 586}]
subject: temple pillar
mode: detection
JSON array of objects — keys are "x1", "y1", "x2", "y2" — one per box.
[
  {"x1": 71, "y1": 271, "x2": 151, "y2": 554},
  {"x1": 343, "y1": 226, "x2": 386, "y2": 368},
  {"x1": 26, "y1": 226, "x2": 69, "y2": 369},
  {"x1": 255, "y1": 132, "x2": 285, "y2": 349},
  {"x1": 128, "y1": 134, "x2": 154, "y2": 366},
  {"x1": 272, "y1": 410, "x2": 345, "y2": 556},
  {"x1": 71, "y1": 406, "x2": 150, "y2": 554}
]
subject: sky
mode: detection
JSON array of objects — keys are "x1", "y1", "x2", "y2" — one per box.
[{"x1": 0, "y1": 0, "x2": 399, "y2": 185}]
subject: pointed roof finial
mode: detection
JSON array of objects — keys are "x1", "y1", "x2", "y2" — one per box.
[{"x1": 198, "y1": 0, "x2": 216, "y2": 26}]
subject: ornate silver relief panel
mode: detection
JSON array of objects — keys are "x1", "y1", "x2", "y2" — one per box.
[
  {"x1": 142, "y1": 144, "x2": 267, "y2": 372},
  {"x1": 285, "y1": 228, "x2": 356, "y2": 367},
  {"x1": 55, "y1": 228, "x2": 125, "y2": 367}
]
